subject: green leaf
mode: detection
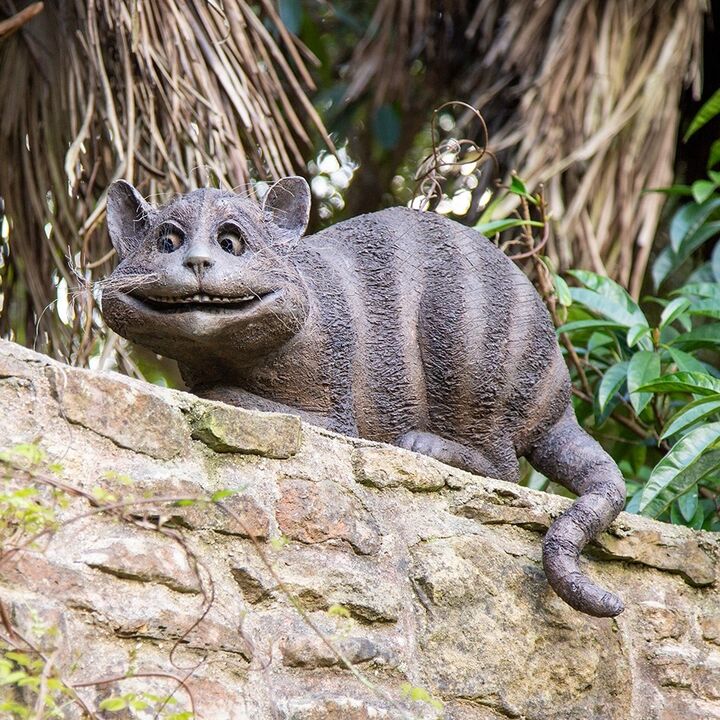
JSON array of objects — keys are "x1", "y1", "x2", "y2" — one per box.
[
  {"x1": 569, "y1": 288, "x2": 644, "y2": 329},
  {"x1": 652, "y1": 246, "x2": 677, "y2": 289},
  {"x1": 210, "y1": 489, "x2": 237, "y2": 502},
  {"x1": 640, "y1": 427, "x2": 720, "y2": 517},
  {"x1": 568, "y1": 270, "x2": 648, "y2": 328},
  {"x1": 644, "y1": 184, "x2": 693, "y2": 196},
  {"x1": 689, "y1": 262, "x2": 719, "y2": 284},
  {"x1": 474, "y1": 218, "x2": 544, "y2": 235},
  {"x1": 597, "y1": 361, "x2": 629, "y2": 414},
  {"x1": 557, "y1": 319, "x2": 626, "y2": 334},
  {"x1": 675, "y1": 282, "x2": 720, "y2": 300},
  {"x1": 553, "y1": 274, "x2": 572, "y2": 306},
  {"x1": 637, "y1": 371, "x2": 720, "y2": 396},
  {"x1": 671, "y1": 323, "x2": 720, "y2": 351},
  {"x1": 709, "y1": 139, "x2": 720, "y2": 170},
  {"x1": 667, "y1": 346, "x2": 709, "y2": 374},
  {"x1": 691, "y1": 180, "x2": 718, "y2": 204},
  {"x1": 99, "y1": 697, "x2": 129, "y2": 711},
  {"x1": 712, "y1": 242, "x2": 720, "y2": 283},
  {"x1": 677, "y1": 488, "x2": 699, "y2": 522},
  {"x1": 627, "y1": 351, "x2": 661, "y2": 414},
  {"x1": 627, "y1": 324, "x2": 651, "y2": 347},
  {"x1": 509, "y1": 175, "x2": 538, "y2": 204},
  {"x1": 670, "y1": 198, "x2": 720, "y2": 254},
  {"x1": 660, "y1": 394, "x2": 720, "y2": 439},
  {"x1": 684, "y1": 88, "x2": 720, "y2": 141},
  {"x1": 659, "y1": 297, "x2": 691, "y2": 329},
  {"x1": 688, "y1": 298, "x2": 720, "y2": 320}
]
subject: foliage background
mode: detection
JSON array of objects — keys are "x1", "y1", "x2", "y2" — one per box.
[{"x1": 1, "y1": 0, "x2": 720, "y2": 528}]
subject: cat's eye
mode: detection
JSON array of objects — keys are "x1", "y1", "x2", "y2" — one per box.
[
  {"x1": 217, "y1": 224, "x2": 245, "y2": 256},
  {"x1": 157, "y1": 224, "x2": 185, "y2": 253}
]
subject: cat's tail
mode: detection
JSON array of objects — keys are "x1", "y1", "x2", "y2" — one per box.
[{"x1": 527, "y1": 406, "x2": 626, "y2": 617}]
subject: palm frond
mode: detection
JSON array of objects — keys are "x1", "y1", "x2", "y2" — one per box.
[
  {"x1": 0, "y1": 0, "x2": 331, "y2": 366},
  {"x1": 345, "y1": 0, "x2": 706, "y2": 297}
]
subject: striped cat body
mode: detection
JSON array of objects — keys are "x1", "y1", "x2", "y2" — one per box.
[{"x1": 103, "y1": 177, "x2": 626, "y2": 617}]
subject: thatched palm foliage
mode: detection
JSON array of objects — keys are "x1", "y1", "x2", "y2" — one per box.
[
  {"x1": 343, "y1": 0, "x2": 707, "y2": 296},
  {"x1": 0, "y1": 0, "x2": 329, "y2": 367}
]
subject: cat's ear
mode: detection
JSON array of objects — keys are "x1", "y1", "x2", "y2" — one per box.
[
  {"x1": 262, "y1": 176, "x2": 311, "y2": 240},
  {"x1": 107, "y1": 180, "x2": 153, "y2": 260}
]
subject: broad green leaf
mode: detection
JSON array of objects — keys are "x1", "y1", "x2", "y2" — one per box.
[
  {"x1": 557, "y1": 319, "x2": 625, "y2": 334},
  {"x1": 684, "y1": 88, "x2": 720, "y2": 141},
  {"x1": 709, "y1": 139, "x2": 720, "y2": 170},
  {"x1": 587, "y1": 331, "x2": 615, "y2": 353},
  {"x1": 660, "y1": 394, "x2": 720, "y2": 439},
  {"x1": 652, "y1": 246, "x2": 677, "y2": 289},
  {"x1": 671, "y1": 323, "x2": 720, "y2": 351},
  {"x1": 688, "y1": 298, "x2": 720, "y2": 320},
  {"x1": 553, "y1": 273, "x2": 572, "y2": 306},
  {"x1": 670, "y1": 199, "x2": 720, "y2": 253},
  {"x1": 474, "y1": 218, "x2": 544, "y2": 235},
  {"x1": 659, "y1": 297, "x2": 691, "y2": 328},
  {"x1": 671, "y1": 493, "x2": 703, "y2": 526},
  {"x1": 713, "y1": 242, "x2": 720, "y2": 283},
  {"x1": 675, "y1": 282, "x2": 720, "y2": 300},
  {"x1": 597, "y1": 361, "x2": 629, "y2": 414},
  {"x1": 637, "y1": 371, "x2": 720, "y2": 396},
  {"x1": 691, "y1": 180, "x2": 718, "y2": 204},
  {"x1": 677, "y1": 487, "x2": 699, "y2": 523},
  {"x1": 627, "y1": 351, "x2": 661, "y2": 414},
  {"x1": 688, "y1": 261, "x2": 718, "y2": 284},
  {"x1": 569, "y1": 270, "x2": 648, "y2": 328},
  {"x1": 627, "y1": 324, "x2": 652, "y2": 348},
  {"x1": 640, "y1": 428, "x2": 720, "y2": 517},
  {"x1": 667, "y1": 346, "x2": 710, "y2": 374},
  {"x1": 569, "y1": 288, "x2": 645, "y2": 329}
]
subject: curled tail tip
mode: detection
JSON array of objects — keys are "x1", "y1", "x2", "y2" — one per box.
[{"x1": 544, "y1": 566, "x2": 625, "y2": 617}]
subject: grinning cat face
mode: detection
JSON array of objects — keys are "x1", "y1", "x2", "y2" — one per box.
[{"x1": 101, "y1": 177, "x2": 312, "y2": 366}]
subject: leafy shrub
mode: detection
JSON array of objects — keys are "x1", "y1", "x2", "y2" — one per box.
[
  {"x1": 544, "y1": 89, "x2": 720, "y2": 531},
  {"x1": 561, "y1": 269, "x2": 720, "y2": 530}
]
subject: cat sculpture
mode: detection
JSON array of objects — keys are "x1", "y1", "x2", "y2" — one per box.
[{"x1": 102, "y1": 177, "x2": 626, "y2": 617}]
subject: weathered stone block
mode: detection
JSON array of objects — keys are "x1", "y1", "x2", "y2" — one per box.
[
  {"x1": 80, "y1": 529, "x2": 202, "y2": 593},
  {"x1": 276, "y1": 476, "x2": 381, "y2": 554},
  {"x1": 188, "y1": 400, "x2": 302, "y2": 458},
  {"x1": 47, "y1": 365, "x2": 191, "y2": 459}
]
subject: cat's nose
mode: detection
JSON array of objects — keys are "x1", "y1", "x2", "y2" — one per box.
[{"x1": 183, "y1": 249, "x2": 214, "y2": 274}]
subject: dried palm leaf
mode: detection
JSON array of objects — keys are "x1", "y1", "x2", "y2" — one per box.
[
  {"x1": 345, "y1": 0, "x2": 706, "y2": 297},
  {"x1": 0, "y1": 0, "x2": 331, "y2": 367}
]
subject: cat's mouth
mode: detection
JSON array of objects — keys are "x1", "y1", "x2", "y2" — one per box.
[{"x1": 132, "y1": 291, "x2": 276, "y2": 314}]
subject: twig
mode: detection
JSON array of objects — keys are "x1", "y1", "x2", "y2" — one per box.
[{"x1": 0, "y1": 2, "x2": 43, "y2": 39}]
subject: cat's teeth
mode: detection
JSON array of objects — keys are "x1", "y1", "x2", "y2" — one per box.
[{"x1": 147, "y1": 293, "x2": 261, "y2": 305}]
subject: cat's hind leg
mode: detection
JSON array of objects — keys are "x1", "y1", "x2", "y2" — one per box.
[{"x1": 396, "y1": 430, "x2": 518, "y2": 481}]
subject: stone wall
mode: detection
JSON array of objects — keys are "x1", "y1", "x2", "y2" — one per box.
[{"x1": 1, "y1": 339, "x2": 719, "y2": 719}]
